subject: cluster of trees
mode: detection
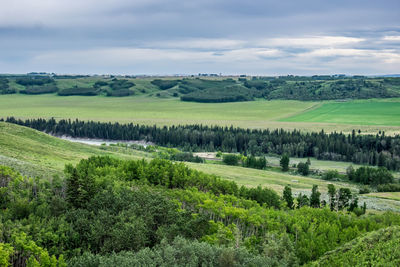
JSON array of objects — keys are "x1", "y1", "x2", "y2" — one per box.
[
  {"x1": 58, "y1": 87, "x2": 98, "y2": 96},
  {"x1": 0, "y1": 78, "x2": 14, "y2": 94},
  {"x1": 377, "y1": 183, "x2": 400, "y2": 192},
  {"x1": 347, "y1": 165, "x2": 394, "y2": 185},
  {"x1": 220, "y1": 154, "x2": 267, "y2": 169},
  {"x1": 1, "y1": 157, "x2": 400, "y2": 266},
  {"x1": 283, "y1": 184, "x2": 364, "y2": 215},
  {"x1": 181, "y1": 85, "x2": 259, "y2": 103},
  {"x1": 15, "y1": 77, "x2": 54, "y2": 86},
  {"x1": 20, "y1": 84, "x2": 59, "y2": 95},
  {"x1": 6, "y1": 117, "x2": 400, "y2": 171},
  {"x1": 170, "y1": 151, "x2": 204, "y2": 163}
]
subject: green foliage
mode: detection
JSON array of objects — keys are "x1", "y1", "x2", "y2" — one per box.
[
  {"x1": 151, "y1": 79, "x2": 179, "y2": 90},
  {"x1": 1, "y1": 160, "x2": 400, "y2": 266},
  {"x1": 0, "y1": 79, "x2": 14, "y2": 94},
  {"x1": 106, "y1": 89, "x2": 134, "y2": 97},
  {"x1": 16, "y1": 77, "x2": 54, "y2": 86},
  {"x1": 280, "y1": 154, "x2": 290, "y2": 172},
  {"x1": 7, "y1": 116, "x2": 400, "y2": 171},
  {"x1": 242, "y1": 155, "x2": 267, "y2": 169},
  {"x1": 322, "y1": 169, "x2": 339, "y2": 180},
  {"x1": 68, "y1": 236, "x2": 279, "y2": 267},
  {"x1": 377, "y1": 183, "x2": 400, "y2": 192},
  {"x1": 283, "y1": 185, "x2": 294, "y2": 209},
  {"x1": 181, "y1": 85, "x2": 257, "y2": 103},
  {"x1": 19, "y1": 84, "x2": 59, "y2": 95},
  {"x1": 297, "y1": 162, "x2": 310, "y2": 176},
  {"x1": 171, "y1": 152, "x2": 204, "y2": 163},
  {"x1": 308, "y1": 226, "x2": 400, "y2": 267},
  {"x1": 222, "y1": 154, "x2": 239, "y2": 166},
  {"x1": 58, "y1": 87, "x2": 98, "y2": 96},
  {"x1": 309, "y1": 185, "x2": 321, "y2": 208},
  {"x1": 0, "y1": 243, "x2": 13, "y2": 267},
  {"x1": 349, "y1": 166, "x2": 394, "y2": 185}
]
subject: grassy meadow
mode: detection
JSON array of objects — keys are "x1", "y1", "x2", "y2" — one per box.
[{"x1": 1, "y1": 94, "x2": 400, "y2": 134}]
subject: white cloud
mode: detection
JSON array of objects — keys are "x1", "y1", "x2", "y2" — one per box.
[
  {"x1": 383, "y1": 36, "x2": 400, "y2": 41},
  {"x1": 257, "y1": 36, "x2": 365, "y2": 47}
]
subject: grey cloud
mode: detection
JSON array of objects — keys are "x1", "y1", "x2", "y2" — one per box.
[{"x1": 0, "y1": 0, "x2": 399, "y2": 74}]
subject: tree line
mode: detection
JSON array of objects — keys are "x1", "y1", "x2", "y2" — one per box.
[{"x1": 5, "y1": 117, "x2": 400, "y2": 170}]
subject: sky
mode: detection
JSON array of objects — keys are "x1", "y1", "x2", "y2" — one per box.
[{"x1": 0, "y1": 0, "x2": 399, "y2": 75}]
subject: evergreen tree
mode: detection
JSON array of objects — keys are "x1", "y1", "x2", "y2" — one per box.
[
  {"x1": 309, "y1": 185, "x2": 321, "y2": 208},
  {"x1": 283, "y1": 186, "x2": 294, "y2": 209},
  {"x1": 327, "y1": 184, "x2": 336, "y2": 211},
  {"x1": 280, "y1": 154, "x2": 290, "y2": 172}
]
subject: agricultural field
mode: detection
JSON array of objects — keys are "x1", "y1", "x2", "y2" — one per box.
[
  {"x1": 282, "y1": 98, "x2": 400, "y2": 127},
  {"x1": 1, "y1": 94, "x2": 400, "y2": 134}
]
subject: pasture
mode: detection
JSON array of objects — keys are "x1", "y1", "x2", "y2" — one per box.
[{"x1": 1, "y1": 94, "x2": 400, "y2": 134}]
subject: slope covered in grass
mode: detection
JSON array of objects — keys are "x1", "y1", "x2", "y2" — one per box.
[
  {"x1": 0, "y1": 122, "x2": 143, "y2": 177},
  {"x1": 308, "y1": 226, "x2": 400, "y2": 266}
]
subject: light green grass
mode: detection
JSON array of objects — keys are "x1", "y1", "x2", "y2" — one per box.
[
  {"x1": 265, "y1": 156, "x2": 365, "y2": 173},
  {"x1": 367, "y1": 192, "x2": 400, "y2": 201},
  {"x1": 0, "y1": 122, "x2": 144, "y2": 177},
  {"x1": 282, "y1": 99, "x2": 400, "y2": 126},
  {"x1": 0, "y1": 94, "x2": 314, "y2": 128},
  {"x1": 186, "y1": 162, "x2": 357, "y2": 193},
  {"x1": 1, "y1": 94, "x2": 400, "y2": 134}
]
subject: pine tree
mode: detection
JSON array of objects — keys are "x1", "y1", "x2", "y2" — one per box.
[
  {"x1": 283, "y1": 186, "x2": 294, "y2": 209},
  {"x1": 309, "y1": 185, "x2": 321, "y2": 208},
  {"x1": 280, "y1": 154, "x2": 290, "y2": 172}
]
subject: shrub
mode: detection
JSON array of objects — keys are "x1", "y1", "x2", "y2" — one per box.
[
  {"x1": 377, "y1": 183, "x2": 400, "y2": 192},
  {"x1": 322, "y1": 170, "x2": 340, "y2": 180},
  {"x1": 58, "y1": 87, "x2": 98, "y2": 96},
  {"x1": 222, "y1": 154, "x2": 239, "y2": 166}
]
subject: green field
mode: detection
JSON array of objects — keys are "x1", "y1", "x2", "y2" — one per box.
[
  {"x1": 1, "y1": 94, "x2": 400, "y2": 134},
  {"x1": 282, "y1": 99, "x2": 400, "y2": 126},
  {"x1": 0, "y1": 94, "x2": 315, "y2": 127}
]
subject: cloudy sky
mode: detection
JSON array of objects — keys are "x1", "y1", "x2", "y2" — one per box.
[{"x1": 1, "y1": 0, "x2": 399, "y2": 75}]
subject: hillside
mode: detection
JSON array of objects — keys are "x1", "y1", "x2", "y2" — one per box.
[
  {"x1": 0, "y1": 122, "x2": 145, "y2": 177},
  {"x1": 2, "y1": 75, "x2": 400, "y2": 103},
  {"x1": 308, "y1": 226, "x2": 400, "y2": 266}
]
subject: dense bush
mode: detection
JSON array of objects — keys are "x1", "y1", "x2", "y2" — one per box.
[
  {"x1": 377, "y1": 183, "x2": 400, "y2": 192},
  {"x1": 308, "y1": 226, "x2": 400, "y2": 266},
  {"x1": 171, "y1": 152, "x2": 204, "y2": 163},
  {"x1": 242, "y1": 155, "x2": 267, "y2": 169},
  {"x1": 1, "y1": 159, "x2": 400, "y2": 266},
  {"x1": 322, "y1": 169, "x2": 340, "y2": 180},
  {"x1": 109, "y1": 79, "x2": 135, "y2": 90},
  {"x1": 297, "y1": 162, "x2": 310, "y2": 176},
  {"x1": 181, "y1": 85, "x2": 256, "y2": 103},
  {"x1": 348, "y1": 166, "x2": 394, "y2": 185},
  {"x1": 222, "y1": 154, "x2": 239, "y2": 166},
  {"x1": 58, "y1": 87, "x2": 98, "y2": 96},
  {"x1": 19, "y1": 84, "x2": 59, "y2": 94},
  {"x1": 0, "y1": 78, "x2": 15, "y2": 94},
  {"x1": 106, "y1": 89, "x2": 134, "y2": 97},
  {"x1": 151, "y1": 79, "x2": 179, "y2": 90},
  {"x1": 16, "y1": 76, "x2": 54, "y2": 86}
]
